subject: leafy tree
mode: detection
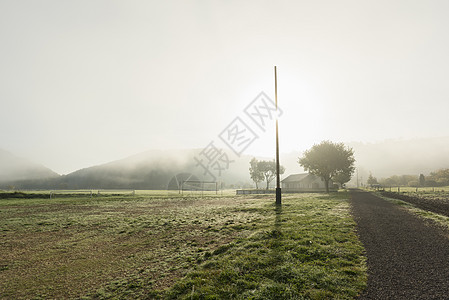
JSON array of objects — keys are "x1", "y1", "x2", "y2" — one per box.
[
  {"x1": 333, "y1": 170, "x2": 352, "y2": 188},
  {"x1": 425, "y1": 180, "x2": 438, "y2": 187},
  {"x1": 429, "y1": 169, "x2": 449, "y2": 186},
  {"x1": 249, "y1": 158, "x2": 264, "y2": 189},
  {"x1": 258, "y1": 160, "x2": 285, "y2": 190},
  {"x1": 380, "y1": 177, "x2": 396, "y2": 187},
  {"x1": 367, "y1": 172, "x2": 378, "y2": 185},
  {"x1": 399, "y1": 175, "x2": 417, "y2": 186},
  {"x1": 408, "y1": 180, "x2": 419, "y2": 187},
  {"x1": 419, "y1": 174, "x2": 425, "y2": 187},
  {"x1": 298, "y1": 141, "x2": 355, "y2": 193},
  {"x1": 390, "y1": 175, "x2": 400, "y2": 186},
  {"x1": 379, "y1": 174, "x2": 419, "y2": 187}
]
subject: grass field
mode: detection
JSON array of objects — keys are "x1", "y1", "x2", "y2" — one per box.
[{"x1": 0, "y1": 191, "x2": 366, "y2": 299}]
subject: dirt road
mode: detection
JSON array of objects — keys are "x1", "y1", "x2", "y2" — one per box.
[{"x1": 350, "y1": 190, "x2": 449, "y2": 299}]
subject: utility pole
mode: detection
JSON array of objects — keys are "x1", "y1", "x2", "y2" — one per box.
[{"x1": 275, "y1": 66, "x2": 281, "y2": 205}]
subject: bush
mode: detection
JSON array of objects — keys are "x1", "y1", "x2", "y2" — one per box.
[
  {"x1": 408, "y1": 181, "x2": 419, "y2": 187},
  {"x1": 425, "y1": 180, "x2": 437, "y2": 187}
]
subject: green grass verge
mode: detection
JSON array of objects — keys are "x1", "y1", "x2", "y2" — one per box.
[{"x1": 0, "y1": 192, "x2": 366, "y2": 299}]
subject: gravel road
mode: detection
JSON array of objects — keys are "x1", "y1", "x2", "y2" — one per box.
[{"x1": 350, "y1": 190, "x2": 449, "y2": 299}]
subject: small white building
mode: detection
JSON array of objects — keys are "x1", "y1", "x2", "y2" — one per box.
[{"x1": 281, "y1": 173, "x2": 335, "y2": 192}]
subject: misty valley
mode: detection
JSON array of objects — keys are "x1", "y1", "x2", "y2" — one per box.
[
  {"x1": 2, "y1": 136, "x2": 449, "y2": 298},
  {"x1": 3, "y1": 1, "x2": 449, "y2": 298}
]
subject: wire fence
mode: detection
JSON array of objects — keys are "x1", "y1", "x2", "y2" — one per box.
[
  {"x1": 368, "y1": 186, "x2": 449, "y2": 193},
  {"x1": 49, "y1": 189, "x2": 135, "y2": 198}
]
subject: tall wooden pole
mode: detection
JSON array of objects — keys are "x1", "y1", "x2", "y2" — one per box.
[{"x1": 275, "y1": 66, "x2": 281, "y2": 205}]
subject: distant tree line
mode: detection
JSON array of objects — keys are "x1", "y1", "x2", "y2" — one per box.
[
  {"x1": 0, "y1": 168, "x2": 194, "y2": 190},
  {"x1": 374, "y1": 168, "x2": 449, "y2": 187},
  {"x1": 427, "y1": 169, "x2": 449, "y2": 186}
]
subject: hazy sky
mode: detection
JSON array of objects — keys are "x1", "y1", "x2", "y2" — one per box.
[{"x1": 2, "y1": 0, "x2": 449, "y2": 174}]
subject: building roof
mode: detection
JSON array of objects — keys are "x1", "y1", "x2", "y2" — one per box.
[{"x1": 281, "y1": 173, "x2": 310, "y2": 182}]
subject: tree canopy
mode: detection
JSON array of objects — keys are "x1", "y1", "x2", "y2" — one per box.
[
  {"x1": 333, "y1": 171, "x2": 352, "y2": 188},
  {"x1": 378, "y1": 170, "x2": 449, "y2": 187},
  {"x1": 379, "y1": 175, "x2": 418, "y2": 187},
  {"x1": 419, "y1": 174, "x2": 425, "y2": 187},
  {"x1": 367, "y1": 172, "x2": 378, "y2": 186},
  {"x1": 249, "y1": 158, "x2": 264, "y2": 189},
  {"x1": 429, "y1": 169, "x2": 449, "y2": 186},
  {"x1": 298, "y1": 141, "x2": 355, "y2": 192},
  {"x1": 249, "y1": 158, "x2": 285, "y2": 190}
]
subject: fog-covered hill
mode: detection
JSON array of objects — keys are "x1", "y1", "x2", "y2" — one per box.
[
  {"x1": 348, "y1": 136, "x2": 449, "y2": 183},
  {"x1": 1, "y1": 149, "x2": 263, "y2": 190},
  {"x1": 0, "y1": 149, "x2": 59, "y2": 183},
  {"x1": 4, "y1": 136, "x2": 449, "y2": 190},
  {"x1": 58, "y1": 149, "x2": 301, "y2": 189}
]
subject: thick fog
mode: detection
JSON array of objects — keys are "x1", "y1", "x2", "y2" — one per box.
[{"x1": 2, "y1": 1, "x2": 449, "y2": 175}]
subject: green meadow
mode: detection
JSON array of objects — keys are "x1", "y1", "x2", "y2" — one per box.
[{"x1": 0, "y1": 191, "x2": 366, "y2": 299}]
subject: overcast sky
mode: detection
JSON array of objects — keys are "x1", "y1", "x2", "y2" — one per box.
[{"x1": 1, "y1": 0, "x2": 449, "y2": 174}]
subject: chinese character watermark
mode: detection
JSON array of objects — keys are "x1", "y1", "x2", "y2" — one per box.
[
  {"x1": 218, "y1": 117, "x2": 258, "y2": 157},
  {"x1": 193, "y1": 141, "x2": 234, "y2": 181},
  {"x1": 191, "y1": 91, "x2": 281, "y2": 182},
  {"x1": 244, "y1": 92, "x2": 282, "y2": 131}
]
